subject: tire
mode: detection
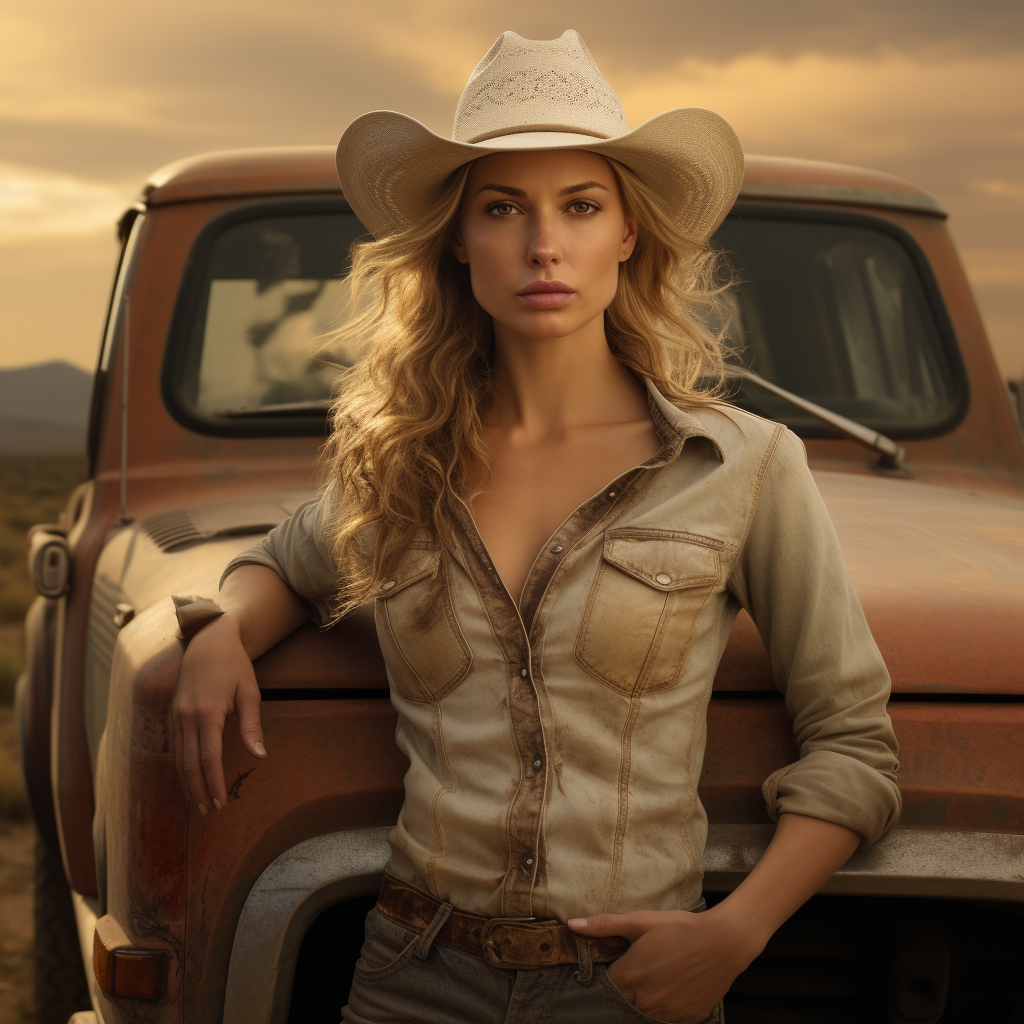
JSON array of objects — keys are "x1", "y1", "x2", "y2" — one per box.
[{"x1": 34, "y1": 836, "x2": 92, "y2": 1024}]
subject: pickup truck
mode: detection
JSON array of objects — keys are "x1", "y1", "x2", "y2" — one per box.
[{"x1": 17, "y1": 146, "x2": 1024, "y2": 1024}]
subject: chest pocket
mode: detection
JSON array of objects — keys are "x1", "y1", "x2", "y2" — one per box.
[
  {"x1": 575, "y1": 528, "x2": 724, "y2": 695},
  {"x1": 374, "y1": 545, "x2": 473, "y2": 703}
]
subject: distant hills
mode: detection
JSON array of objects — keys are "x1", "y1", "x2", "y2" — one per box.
[{"x1": 0, "y1": 362, "x2": 93, "y2": 454}]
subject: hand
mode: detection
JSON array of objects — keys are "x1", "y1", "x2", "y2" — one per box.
[
  {"x1": 170, "y1": 612, "x2": 267, "y2": 814},
  {"x1": 568, "y1": 905, "x2": 761, "y2": 1024}
]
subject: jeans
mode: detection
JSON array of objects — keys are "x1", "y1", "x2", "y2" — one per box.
[{"x1": 342, "y1": 905, "x2": 724, "y2": 1024}]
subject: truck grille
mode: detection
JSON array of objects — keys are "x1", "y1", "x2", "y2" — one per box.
[{"x1": 711, "y1": 893, "x2": 1024, "y2": 1023}]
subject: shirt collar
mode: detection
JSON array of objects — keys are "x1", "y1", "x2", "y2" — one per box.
[{"x1": 642, "y1": 375, "x2": 726, "y2": 463}]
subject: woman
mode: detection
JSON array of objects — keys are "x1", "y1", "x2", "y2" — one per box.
[{"x1": 171, "y1": 30, "x2": 901, "y2": 1024}]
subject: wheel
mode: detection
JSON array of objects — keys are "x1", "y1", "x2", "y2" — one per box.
[{"x1": 33, "y1": 836, "x2": 92, "y2": 1024}]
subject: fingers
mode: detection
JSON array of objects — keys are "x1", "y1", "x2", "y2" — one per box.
[
  {"x1": 171, "y1": 706, "x2": 189, "y2": 801},
  {"x1": 180, "y1": 712, "x2": 214, "y2": 814},
  {"x1": 199, "y1": 719, "x2": 228, "y2": 811},
  {"x1": 235, "y1": 671, "x2": 267, "y2": 760},
  {"x1": 567, "y1": 912, "x2": 648, "y2": 941}
]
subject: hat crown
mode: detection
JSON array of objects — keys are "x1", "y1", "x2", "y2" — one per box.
[{"x1": 452, "y1": 30, "x2": 630, "y2": 145}]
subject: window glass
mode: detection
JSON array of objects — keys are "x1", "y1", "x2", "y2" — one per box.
[
  {"x1": 178, "y1": 212, "x2": 366, "y2": 418},
  {"x1": 712, "y1": 216, "x2": 960, "y2": 433}
]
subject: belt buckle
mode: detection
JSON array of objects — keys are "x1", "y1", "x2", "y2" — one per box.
[{"x1": 479, "y1": 917, "x2": 559, "y2": 969}]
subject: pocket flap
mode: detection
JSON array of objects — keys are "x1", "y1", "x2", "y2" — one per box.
[
  {"x1": 374, "y1": 545, "x2": 441, "y2": 598},
  {"x1": 603, "y1": 530, "x2": 721, "y2": 591}
]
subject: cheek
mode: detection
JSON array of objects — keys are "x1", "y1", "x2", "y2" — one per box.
[
  {"x1": 465, "y1": 236, "x2": 518, "y2": 304},
  {"x1": 577, "y1": 232, "x2": 625, "y2": 297}
]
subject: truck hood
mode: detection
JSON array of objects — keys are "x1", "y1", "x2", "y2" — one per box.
[{"x1": 97, "y1": 474, "x2": 1024, "y2": 702}]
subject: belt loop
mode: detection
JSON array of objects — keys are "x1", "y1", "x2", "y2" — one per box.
[
  {"x1": 413, "y1": 901, "x2": 453, "y2": 960},
  {"x1": 573, "y1": 935, "x2": 594, "y2": 984}
]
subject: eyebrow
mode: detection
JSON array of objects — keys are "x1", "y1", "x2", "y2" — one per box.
[{"x1": 475, "y1": 181, "x2": 611, "y2": 197}]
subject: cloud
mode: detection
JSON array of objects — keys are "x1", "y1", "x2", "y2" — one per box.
[
  {"x1": 973, "y1": 180, "x2": 1024, "y2": 201},
  {"x1": 613, "y1": 48, "x2": 1024, "y2": 166},
  {"x1": 960, "y1": 248, "x2": 1024, "y2": 287},
  {"x1": 0, "y1": 163, "x2": 131, "y2": 244}
]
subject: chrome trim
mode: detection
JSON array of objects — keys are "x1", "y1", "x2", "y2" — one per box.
[
  {"x1": 704, "y1": 824, "x2": 1024, "y2": 901},
  {"x1": 222, "y1": 826, "x2": 391, "y2": 1024},
  {"x1": 739, "y1": 181, "x2": 947, "y2": 217}
]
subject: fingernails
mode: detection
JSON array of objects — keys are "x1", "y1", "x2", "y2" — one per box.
[
  {"x1": 254, "y1": 742, "x2": 267, "y2": 757},
  {"x1": 198, "y1": 804, "x2": 208, "y2": 815},
  {"x1": 568, "y1": 919, "x2": 587, "y2": 928},
  {"x1": 213, "y1": 799, "x2": 222, "y2": 811}
]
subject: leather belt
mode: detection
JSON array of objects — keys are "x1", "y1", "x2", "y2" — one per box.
[{"x1": 376, "y1": 873, "x2": 630, "y2": 970}]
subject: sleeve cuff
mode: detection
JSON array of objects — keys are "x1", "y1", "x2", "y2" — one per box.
[
  {"x1": 762, "y1": 748, "x2": 902, "y2": 848},
  {"x1": 172, "y1": 594, "x2": 224, "y2": 642}
]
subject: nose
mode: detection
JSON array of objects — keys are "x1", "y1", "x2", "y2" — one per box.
[{"x1": 526, "y1": 214, "x2": 561, "y2": 267}]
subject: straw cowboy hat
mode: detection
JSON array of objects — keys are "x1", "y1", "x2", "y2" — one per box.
[{"x1": 336, "y1": 30, "x2": 744, "y2": 244}]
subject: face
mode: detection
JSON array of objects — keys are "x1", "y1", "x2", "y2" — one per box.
[{"x1": 450, "y1": 149, "x2": 637, "y2": 341}]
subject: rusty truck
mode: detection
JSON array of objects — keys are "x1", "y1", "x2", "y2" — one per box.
[{"x1": 17, "y1": 147, "x2": 1024, "y2": 1024}]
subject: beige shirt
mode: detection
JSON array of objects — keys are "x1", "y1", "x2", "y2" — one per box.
[{"x1": 222, "y1": 378, "x2": 901, "y2": 921}]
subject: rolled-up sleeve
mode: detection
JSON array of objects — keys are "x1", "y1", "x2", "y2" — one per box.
[
  {"x1": 220, "y1": 497, "x2": 340, "y2": 625},
  {"x1": 728, "y1": 427, "x2": 902, "y2": 847}
]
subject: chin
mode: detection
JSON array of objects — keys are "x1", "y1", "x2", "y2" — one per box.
[{"x1": 497, "y1": 309, "x2": 598, "y2": 341}]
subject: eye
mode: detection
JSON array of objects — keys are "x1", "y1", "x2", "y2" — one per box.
[
  {"x1": 568, "y1": 199, "x2": 599, "y2": 215},
  {"x1": 487, "y1": 201, "x2": 519, "y2": 216}
]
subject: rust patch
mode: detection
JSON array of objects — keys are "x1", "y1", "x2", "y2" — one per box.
[{"x1": 227, "y1": 766, "x2": 256, "y2": 802}]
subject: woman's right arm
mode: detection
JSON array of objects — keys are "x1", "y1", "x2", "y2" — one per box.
[
  {"x1": 171, "y1": 563, "x2": 309, "y2": 813},
  {"x1": 171, "y1": 496, "x2": 342, "y2": 813}
]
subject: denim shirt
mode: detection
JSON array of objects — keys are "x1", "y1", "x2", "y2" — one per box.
[{"x1": 220, "y1": 378, "x2": 901, "y2": 921}]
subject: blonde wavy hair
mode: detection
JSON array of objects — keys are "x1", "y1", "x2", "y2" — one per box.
[{"x1": 318, "y1": 156, "x2": 730, "y2": 621}]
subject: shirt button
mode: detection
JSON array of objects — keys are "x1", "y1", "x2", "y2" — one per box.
[
  {"x1": 551, "y1": 545, "x2": 563, "y2": 554},
  {"x1": 382, "y1": 580, "x2": 396, "y2": 590},
  {"x1": 655, "y1": 573, "x2": 672, "y2": 586},
  {"x1": 533, "y1": 756, "x2": 543, "y2": 770},
  {"x1": 608, "y1": 491, "x2": 617, "y2": 498},
  {"x1": 520, "y1": 668, "x2": 528, "y2": 677}
]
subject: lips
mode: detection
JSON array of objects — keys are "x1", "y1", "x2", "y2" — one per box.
[{"x1": 516, "y1": 280, "x2": 576, "y2": 309}]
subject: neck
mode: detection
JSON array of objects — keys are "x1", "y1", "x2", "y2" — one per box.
[{"x1": 484, "y1": 314, "x2": 650, "y2": 441}]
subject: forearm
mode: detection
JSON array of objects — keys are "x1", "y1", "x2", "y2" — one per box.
[
  {"x1": 707, "y1": 812, "x2": 861, "y2": 953},
  {"x1": 214, "y1": 563, "x2": 310, "y2": 660}
]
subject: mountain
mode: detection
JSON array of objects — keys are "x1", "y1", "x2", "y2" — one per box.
[{"x1": 0, "y1": 362, "x2": 94, "y2": 453}]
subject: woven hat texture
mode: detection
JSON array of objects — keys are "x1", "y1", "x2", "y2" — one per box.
[{"x1": 337, "y1": 30, "x2": 743, "y2": 243}]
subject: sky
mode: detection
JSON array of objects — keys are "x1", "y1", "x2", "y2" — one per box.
[{"x1": 1, "y1": 0, "x2": 1023, "y2": 380}]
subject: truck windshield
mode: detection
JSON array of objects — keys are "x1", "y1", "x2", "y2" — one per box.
[
  {"x1": 171, "y1": 210, "x2": 367, "y2": 422},
  {"x1": 170, "y1": 204, "x2": 962, "y2": 436},
  {"x1": 715, "y1": 212, "x2": 961, "y2": 436}
]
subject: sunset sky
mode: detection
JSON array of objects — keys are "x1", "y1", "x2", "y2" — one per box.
[{"x1": 1, "y1": 0, "x2": 1022, "y2": 379}]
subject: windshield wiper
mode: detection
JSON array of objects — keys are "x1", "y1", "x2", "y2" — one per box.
[
  {"x1": 220, "y1": 399, "x2": 332, "y2": 417},
  {"x1": 727, "y1": 366, "x2": 908, "y2": 473}
]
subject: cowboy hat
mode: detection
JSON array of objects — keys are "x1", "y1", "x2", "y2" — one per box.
[{"x1": 336, "y1": 29, "x2": 744, "y2": 243}]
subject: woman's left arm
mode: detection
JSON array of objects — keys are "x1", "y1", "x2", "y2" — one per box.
[
  {"x1": 569, "y1": 811, "x2": 859, "y2": 1023},
  {"x1": 571, "y1": 425, "x2": 901, "y2": 1023}
]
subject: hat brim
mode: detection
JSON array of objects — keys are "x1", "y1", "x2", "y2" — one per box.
[{"x1": 336, "y1": 107, "x2": 744, "y2": 244}]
